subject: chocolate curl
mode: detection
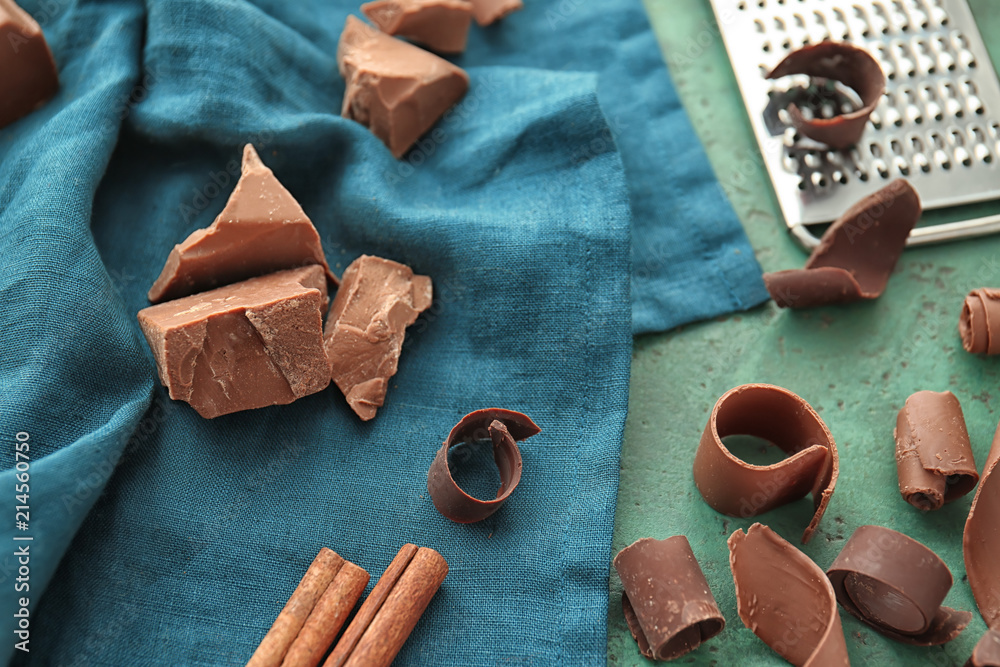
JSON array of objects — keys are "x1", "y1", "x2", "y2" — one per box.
[
  {"x1": 361, "y1": 0, "x2": 473, "y2": 54},
  {"x1": 960, "y1": 289, "x2": 1000, "y2": 354},
  {"x1": 964, "y1": 422, "x2": 1000, "y2": 629},
  {"x1": 766, "y1": 41, "x2": 885, "y2": 150},
  {"x1": 894, "y1": 390, "x2": 979, "y2": 511},
  {"x1": 692, "y1": 384, "x2": 839, "y2": 544},
  {"x1": 428, "y1": 409, "x2": 540, "y2": 523},
  {"x1": 728, "y1": 524, "x2": 849, "y2": 666},
  {"x1": 0, "y1": 0, "x2": 59, "y2": 129},
  {"x1": 764, "y1": 180, "x2": 921, "y2": 309},
  {"x1": 966, "y1": 629, "x2": 1000, "y2": 667},
  {"x1": 613, "y1": 536, "x2": 725, "y2": 661}
]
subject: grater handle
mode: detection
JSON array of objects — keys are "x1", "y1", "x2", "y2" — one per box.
[{"x1": 790, "y1": 212, "x2": 1000, "y2": 251}]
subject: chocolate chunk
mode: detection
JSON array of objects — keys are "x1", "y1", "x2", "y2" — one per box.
[
  {"x1": 960, "y1": 288, "x2": 1000, "y2": 354},
  {"x1": 324, "y1": 255, "x2": 431, "y2": 421},
  {"x1": 894, "y1": 390, "x2": 979, "y2": 511},
  {"x1": 469, "y1": 0, "x2": 522, "y2": 26},
  {"x1": 692, "y1": 384, "x2": 839, "y2": 544},
  {"x1": 613, "y1": 536, "x2": 725, "y2": 661},
  {"x1": 138, "y1": 266, "x2": 331, "y2": 419},
  {"x1": 337, "y1": 16, "x2": 469, "y2": 158},
  {"x1": 764, "y1": 179, "x2": 921, "y2": 309},
  {"x1": 827, "y1": 525, "x2": 971, "y2": 645},
  {"x1": 766, "y1": 41, "x2": 885, "y2": 150},
  {"x1": 148, "y1": 145, "x2": 335, "y2": 304},
  {"x1": 964, "y1": 421, "x2": 1000, "y2": 628},
  {"x1": 728, "y1": 524, "x2": 850, "y2": 666},
  {"x1": 361, "y1": 0, "x2": 473, "y2": 54},
  {"x1": 966, "y1": 629, "x2": 1000, "y2": 667},
  {"x1": 0, "y1": 0, "x2": 58, "y2": 129},
  {"x1": 427, "y1": 409, "x2": 539, "y2": 523}
]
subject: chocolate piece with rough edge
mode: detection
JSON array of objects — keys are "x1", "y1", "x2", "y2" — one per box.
[
  {"x1": 965, "y1": 420, "x2": 1000, "y2": 629},
  {"x1": 766, "y1": 41, "x2": 885, "y2": 150},
  {"x1": 337, "y1": 16, "x2": 469, "y2": 158},
  {"x1": 827, "y1": 525, "x2": 971, "y2": 645},
  {"x1": 960, "y1": 288, "x2": 1000, "y2": 354},
  {"x1": 361, "y1": 0, "x2": 473, "y2": 54},
  {"x1": 728, "y1": 524, "x2": 849, "y2": 667},
  {"x1": 692, "y1": 383, "x2": 838, "y2": 544},
  {"x1": 967, "y1": 629, "x2": 1000, "y2": 667},
  {"x1": 323, "y1": 255, "x2": 431, "y2": 421},
  {"x1": 427, "y1": 409, "x2": 539, "y2": 523},
  {"x1": 764, "y1": 179, "x2": 921, "y2": 309},
  {"x1": 0, "y1": 0, "x2": 58, "y2": 129},
  {"x1": 138, "y1": 266, "x2": 331, "y2": 419},
  {"x1": 148, "y1": 145, "x2": 336, "y2": 303},
  {"x1": 613, "y1": 536, "x2": 725, "y2": 661},
  {"x1": 895, "y1": 390, "x2": 979, "y2": 511},
  {"x1": 469, "y1": 0, "x2": 522, "y2": 26}
]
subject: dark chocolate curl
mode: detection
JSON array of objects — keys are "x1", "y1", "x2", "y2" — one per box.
[
  {"x1": 766, "y1": 41, "x2": 885, "y2": 149},
  {"x1": 427, "y1": 409, "x2": 539, "y2": 523},
  {"x1": 0, "y1": 0, "x2": 59, "y2": 129},
  {"x1": 728, "y1": 524, "x2": 849, "y2": 666},
  {"x1": 964, "y1": 422, "x2": 1000, "y2": 629},
  {"x1": 613, "y1": 536, "x2": 725, "y2": 661},
  {"x1": 960, "y1": 289, "x2": 1000, "y2": 354},
  {"x1": 827, "y1": 525, "x2": 971, "y2": 645},
  {"x1": 764, "y1": 179, "x2": 921, "y2": 309},
  {"x1": 894, "y1": 390, "x2": 979, "y2": 511},
  {"x1": 692, "y1": 384, "x2": 839, "y2": 544},
  {"x1": 966, "y1": 629, "x2": 1000, "y2": 667}
]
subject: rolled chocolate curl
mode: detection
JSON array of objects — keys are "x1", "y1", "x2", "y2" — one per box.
[
  {"x1": 428, "y1": 409, "x2": 540, "y2": 523},
  {"x1": 895, "y1": 390, "x2": 978, "y2": 511},
  {"x1": 613, "y1": 536, "x2": 725, "y2": 661},
  {"x1": 964, "y1": 421, "x2": 1000, "y2": 628},
  {"x1": 960, "y1": 289, "x2": 1000, "y2": 354},
  {"x1": 325, "y1": 544, "x2": 448, "y2": 667},
  {"x1": 0, "y1": 0, "x2": 59, "y2": 129},
  {"x1": 966, "y1": 629, "x2": 1000, "y2": 667},
  {"x1": 728, "y1": 524, "x2": 849, "y2": 666},
  {"x1": 692, "y1": 384, "x2": 839, "y2": 544},
  {"x1": 827, "y1": 525, "x2": 971, "y2": 645}
]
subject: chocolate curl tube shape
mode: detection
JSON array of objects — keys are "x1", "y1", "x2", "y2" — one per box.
[
  {"x1": 965, "y1": 420, "x2": 1000, "y2": 629},
  {"x1": 960, "y1": 288, "x2": 1000, "y2": 354},
  {"x1": 966, "y1": 629, "x2": 1000, "y2": 666}
]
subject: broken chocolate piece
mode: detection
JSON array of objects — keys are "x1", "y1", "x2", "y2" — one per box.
[
  {"x1": 324, "y1": 255, "x2": 431, "y2": 421},
  {"x1": 827, "y1": 525, "x2": 971, "y2": 645},
  {"x1": 895, "y1": 390, "x2": 978, "y2": 511},
  {"x1": 138, "y1": 266, "x2": 331, "y2": 419},
  {"x1": 427, "y1": 409, "x2": 539, "y2": 523},
  {"x1": 960, "y1": 288, "x2": 1000, "y2": 354},
  {"x1": 613, "y1": 536, "x2": 725, "y2": 661},
  {"x1": 692, "y1": 384, "x2": 838, "y2": 544},
  {"x1": 764, "y1": 179, "x2": 921, "y2": 309},
  {"x1": 728, "y1": 524, "x2": 849, "y2": 666},
  {"x1": 0, "y1": 0, "x2": 58, "y2": 129},
  {"x1": 964, "y1": 421, "x2": 1000, "y2": 628},
  {"x1": 148, "y1": 144, "x2": 336, "y2": 304},
  {"x1": 966, "y1": 629, "x2": 1000, "y2": 667},
  {"x1": 361, "y1": 0, "x2": 473, "y2": 54},
  {"x1": 766, "y1": 41, "x2": 885, "y2": 150},
  {"x1": 469, "y1": 0, "x2": 522, "y2": 26},
  {"x1": 337, "y1": 16, "x2": 469, "y2": 158}
]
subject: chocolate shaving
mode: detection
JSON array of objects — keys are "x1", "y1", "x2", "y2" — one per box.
[
  {"x1": 469, "y1": 0, "x2": 522, "y2": 26},
  {"x1": 427, "y1": 409, "x2": 539, "y2": 523},
  {"x1": 827, "y1": 525, "x2": 971, "y2": 645},
  {"x1": 0, "y1": 0, "x2": 58, "y2": 129},
  {"x1": 728, "y1": 524, "x2": 849, "y2": 666},
  {"x1": 764, "y1": 179, "x2": 921, "y2": 309},
  {"x1": 966, "y1": 629, "x2": 1000, "y2": 667},
  {"x1": 765, "y1": 41, "x2": 885, "y2": 150},
  {"x1": 692, "y1": 384, "x2": 838, "y2": 544},
  {"x1": 361, "y1": 0, "x2": 473, "y2": 54},
  {"x1": 613, "y1": 536, "x2": 725, "y2": 661},
  {"x1": 960, "y1": 288, "x2": 1000, "y2": 354},
  {"x1": 964, "y1": 421, "x2": 1000, "y2": 629}
]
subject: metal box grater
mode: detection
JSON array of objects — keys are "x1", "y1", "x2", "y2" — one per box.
[{"x1": 710, "y1": 0, "x2": 1000, "y2": 249}]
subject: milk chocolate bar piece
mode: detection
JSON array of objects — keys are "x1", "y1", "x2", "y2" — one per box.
[
  {"x1": 728, "y1": 524, "x2": 850, "y2": 666},
  {"x1": 764, "y1": 180, "x2": 921, "y2": 309},
  {"x1": 361, "y1": 0, "x2": 473, "y2": 54},
  {"x1": 148, "y1": 145, "x2": 336, "y2": 304},
  {"x1": 337, "y1": 16, "x2": 469, "y2": 158},
  {"x1": 766, "y1": 42, "x2": 885, "y2": 150},
  {"x1": 138, "y1": 266, "x2": 331, "y2": 419},
  {"x1": 964, "y1": 420, "x2": 1000, "y2": 628},
  {"x1": 613, "y1": 536, "x2": 725, "y2": 661},
  {"x1": 0, "y1": 0, "x2": 58, "y2": 129},
  {"x1": 324, "y1": 255, "x2": 431, "y2": 421},
  {"x1": 469, "y1": 0, "x2": 522, "y2": 26},
  {"x1": 966, "y1": 629, "x2": 1000, "y2": 667},
  {"x1": 692, "y1": 384, "x2": 839, "y2": 544},
  {"x1": 895, "y1": 390, "x2": 978, "y2": 511},
  {"x1": 827, "y1": 525, "x2": 971, "y2": 645},
  {"x1": 960, "y1": 288, "x2": 1000, "y2": 354}
]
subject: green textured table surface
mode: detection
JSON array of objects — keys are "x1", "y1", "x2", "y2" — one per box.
[{"x1": 609, "y1": 1, "x2": 1000, "y2": 665}]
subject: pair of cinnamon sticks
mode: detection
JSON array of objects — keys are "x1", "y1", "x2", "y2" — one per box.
[{"x1": 247, "y1": 544, "x2": 448, "y2": 667}]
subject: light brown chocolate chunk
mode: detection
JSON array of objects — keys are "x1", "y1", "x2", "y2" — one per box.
[
  {"x1": 362, "y1": 0, "x2": 473, "y2": 54},
  {"x1": 960, "y1": 288, "x2": 1000, "y2": 354},
  {"x1": 964, "y1": 421, "x2": 1000, "y2": 629},
  {"x1": 148, "y1": 145, "x2": 335, "y2": 303},
  {"x1": 469, "y1": 0, "x2": 522, "y2": 26},
  {"x1": 337, "y1": 16, "x2": 469, "y2": 158},
  {"x1": 0, "y1": 0, "x2": 58, "y2": 128},
  {"x1": 324, "y1": 255, "x2": 431, "y2": 421},
  {"x1": 138, "y1": 266, "x2": 331, "y2": 419}
]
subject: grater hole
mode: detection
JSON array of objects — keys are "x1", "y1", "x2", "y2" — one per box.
[
  {"x1": 738, "y1": 1, "x2": 746, "y2": 9},
  {"x1": 859, "y1": 172, "x2": 870, "y2": 181},
  {"x1": 976, "y1": 107, "x2": 985, "y2": 116},
  {"x1": 986, "y1": 154, "x2": 994, "y2": 164}
]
